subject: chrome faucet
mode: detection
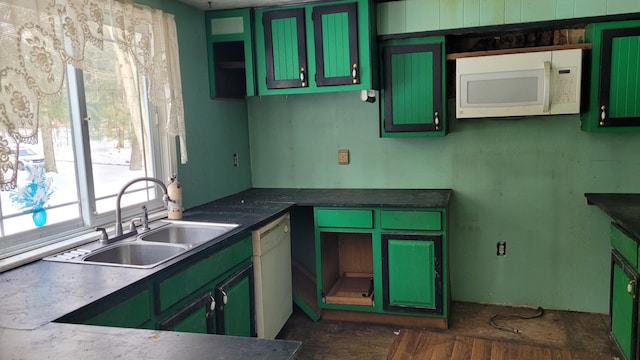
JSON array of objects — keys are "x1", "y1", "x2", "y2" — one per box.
[{"x1": 114, "y1": 177, "x2": 171, "y2": 236}]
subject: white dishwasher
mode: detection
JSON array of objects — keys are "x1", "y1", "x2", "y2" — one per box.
[{"x1": 252, "y1": 212, "x2": 292, "y2": 339}]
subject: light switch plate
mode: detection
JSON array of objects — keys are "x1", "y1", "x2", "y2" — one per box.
[{"x1": 338, "y1": 149, "x2": 349, "y2": 165}]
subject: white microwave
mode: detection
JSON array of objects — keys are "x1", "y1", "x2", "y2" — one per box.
[{"x1": 455, "y1": 49, "x2": 582, "y2": 118}]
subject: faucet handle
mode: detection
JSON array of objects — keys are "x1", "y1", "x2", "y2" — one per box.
[
  {"x1": 141, "y1": 205, "x2": 150, "y2": 231},
  {"x1": 128, "y1": 218, "x2": 141, "y2": 232},
  {"x1": 95, "y1": 227, "x2": 109, "y2": 243}
]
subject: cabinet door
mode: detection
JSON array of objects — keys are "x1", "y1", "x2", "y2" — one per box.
[
  {"x1": 611, "y1": 251, "x2": 638, "y2": 360},
  {"x1": 381, "y1": 234, "x2": 442, "y2": 314},
  {"x1": 261, "y1": 9, "x2": 308, "y2": 90},
  {"x1": 215, "y1": 263, "x2": 255, "y2": 337},
  {"x1": 158, "y1": 292, "x2": 214, "y2": 334},
  {"x1": 381, "y1": 38, "x2": 445, "y2": 137},
  {"x1": 313, "y1": 3, "x2": 359, "y2": 86},
  {"x1": 582, "y1": 21, "x2": 640, "y2": 131}
]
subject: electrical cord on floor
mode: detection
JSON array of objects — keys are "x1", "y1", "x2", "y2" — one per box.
[{"x1": 489, "y1": 306, "x2": 544, "y2": 334}]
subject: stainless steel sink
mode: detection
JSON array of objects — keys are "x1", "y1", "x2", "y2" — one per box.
[
  {"x1": 43, "y1": 220, "x2": 240, "y2": 269},
  {"x1": 81, "y1": 243, "x2": 187, "y2": 268},
  {"x1": 139, "y1": 221, "x2": 239, "y2": 246}
]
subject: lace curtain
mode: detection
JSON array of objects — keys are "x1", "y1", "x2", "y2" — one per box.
[{"x1": 0, "y1": 0, "x2": 187, "y2": 190}]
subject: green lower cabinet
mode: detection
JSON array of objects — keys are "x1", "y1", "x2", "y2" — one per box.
[
  {"x1": 611, "y1": 250, "x2": 638, "y2": 360},
  {"x1": 56, "y1": 286, "x2": 153, "y2": 329},
  {"x1": 156, "y1": 236, "x2": 253, "y2": 313},
  {"x1": 156, "y1": 262, "x2": 254, "y2": 336},
  {"x1": 155, "y1": 236, "x2": 254, "y2": 337},
  {"x1": 58, "y1": 234, "x2": 255, "y2": 338},
  {"x1": 313, "y1": 206, "x2": 448, "y2": 321},
  {"x1": 158, "y1": 291, "x2": 214, "y2": 334},
  {"x1": 215, "y1": 263, "x2": 255, "y2": 337},
  {"x1": 381, "y1": 234, "x2": 442, "y2": 314},
  {"x1": 85, "y1": 290, "x2": 151, "y2": 328}
]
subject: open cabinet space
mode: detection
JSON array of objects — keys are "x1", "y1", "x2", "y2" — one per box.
[{"x1": 320, "y1": 232, "x2": 374, "y2": 306}]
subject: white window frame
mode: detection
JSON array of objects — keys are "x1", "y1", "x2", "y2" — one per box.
[{"x1": 0, "y1": 62, "x2": 176, "y2": 262}]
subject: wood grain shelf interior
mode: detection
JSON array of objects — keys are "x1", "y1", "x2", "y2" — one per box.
[{"x1": 320, "y1": 232, "x2": 374, "y2": 307}]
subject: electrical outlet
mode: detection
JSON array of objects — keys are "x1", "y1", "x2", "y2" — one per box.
[
  {"x1": 338, "y1": 149, "x2": 349, "y2": 165},
  {"x1": 497, "y1": 242, "x2": 506, "y2": 256}
]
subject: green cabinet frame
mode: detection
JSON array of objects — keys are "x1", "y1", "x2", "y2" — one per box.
[
  {"x1": 582, "y1": 20, "x2": 640, "y2": 132},
  {"x1": 205, "y1": 9, "x2": 255, "y2": 99},
  {"x1": 380, "y1": 37, "x2": 446, "y2": 137},
  {"x1": 255, "y1": 0, "x2": 376, "y2": 96}
]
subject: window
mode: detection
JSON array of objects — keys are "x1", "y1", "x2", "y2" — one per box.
[{"x1": 0, "y1": 1, "x2": 185, "y2": 260}]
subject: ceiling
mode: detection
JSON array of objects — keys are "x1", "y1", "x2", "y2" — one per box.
[{"x1": 177, "y1": 0, "x2": 319, "y2": 10}]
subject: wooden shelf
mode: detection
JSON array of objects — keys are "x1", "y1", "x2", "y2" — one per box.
[
  {"x1": 324, "y1": 272, "x2": 373, "y2": 306},
  {"x1": 446, "y1": 43, "x2": 592, "y2": 60}
]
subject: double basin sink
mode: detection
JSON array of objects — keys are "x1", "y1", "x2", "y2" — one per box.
[{"x1": 45, "y1": 220, "x2": 239, "y2": 269}]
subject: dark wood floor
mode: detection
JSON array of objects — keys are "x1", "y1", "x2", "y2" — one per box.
[{"x1": 277, "y1": 302, "x2": 620, "y2": 360}]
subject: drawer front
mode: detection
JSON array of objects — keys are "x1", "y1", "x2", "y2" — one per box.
[
  {"x1": 381, "y1": 210, "x2": 442, "y2": 231},
  {"x1": 316, "y1": 209, "x2": 374, "y2": 229},
  {"x1": 157, "y1": 236, "x2": 252, "y2": 312},
  {"x1": 611, "y1": 223, "x2": 638, "y2": 268}
]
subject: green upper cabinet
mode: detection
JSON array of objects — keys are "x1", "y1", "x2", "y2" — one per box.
[
  {"x1": 261, "y1": 8, "x2": 308, "y2": 89},
  {"x1": 313, "y1": 3, "x2": 359, "y2": 86},
  {"x1": 582, "y1": 20, "x2": 640, "y2": 132},
  {"x1": 255, "y1": 0, "x2": 377, "y2": 95},
  {"x1": 379, "y1": 36, "x2": 446, "y2": 137},
  {"x1": 205, "y1": 9, "x2": 255, "y2": 99}
]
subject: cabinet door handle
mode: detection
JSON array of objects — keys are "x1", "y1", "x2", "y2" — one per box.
[
  {"x1": 206, "y1": 294, "x2": 216, "y2": 318},
  {"x1": 600, "y1": 105, "x2": 606, "y2": 126},
  {"x1": 221, "y1": 290, "x2": 228, "y2": 305},
  {"x1": 434, "y1": 112, "x2": 440, "y2": 129},
  {"x1": 352, "y1": 63, "x2": 358, "y2": 84},
  {"x1": 628, "y1": 280, "x2": 636, "y2": 298},
  {"x1": 300, "y1": 67, "x2": 306, "y2": 87}
]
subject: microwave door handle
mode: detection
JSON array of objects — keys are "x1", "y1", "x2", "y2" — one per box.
[{"x1": 542, "y1": 61, "x2": 551, "y2": 113}]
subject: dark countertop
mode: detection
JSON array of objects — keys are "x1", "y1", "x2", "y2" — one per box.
[
  {"x1": 0, "y1": 323, "x2": 300, "y2": 360},
  {"x1": 207, "y1": 188, "x2": 452, "y2": 208},
  {"x1": 0, "y1": 187, "x2": 451, "y2": 359},
  {"x1": 585, "y1": 193, "x2": 640, "y2": 240}
]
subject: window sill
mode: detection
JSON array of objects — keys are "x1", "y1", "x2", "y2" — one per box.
[{"x1": 0, "y1": 211, "x2": 168, "y2": 273}]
